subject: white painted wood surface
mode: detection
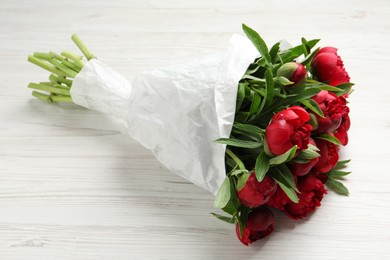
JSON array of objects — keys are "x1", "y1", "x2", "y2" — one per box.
[{"x1": 1, "y1": 0, "x2": 389, "y2": 259}]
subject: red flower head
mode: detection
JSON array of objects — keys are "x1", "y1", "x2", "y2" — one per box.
[
  {"x1": 237, "y1": 173, "x2": 277, "y2": 208},
  {"x1": 267, "y1": 175, "x2": 327, "y2": 219},
  {"x1": 236, "y1": 207, "x2": 274, "y2": 246},
  {"x1": 265, "y1": 106, "x2": 312, "y2": 156},
  {"x1": 313, "y1": 138, "x2": 340, "y2": 173},
  {"x1": 311, "y1": 90, "x2": 347, "y2": 134},
  {"x1": 312, "y1": 47, "x2": 350, "y2": 86},
  {"x1": 289, "y1": 138, "x2": 320, "y2": 176},
  {"x1": 333, "y1": 96, "x2": 351, "y2": 146}
]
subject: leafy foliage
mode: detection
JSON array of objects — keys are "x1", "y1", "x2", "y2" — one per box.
[{"x1": 213, "y1": 24, "x2": 351, "y2": 233}]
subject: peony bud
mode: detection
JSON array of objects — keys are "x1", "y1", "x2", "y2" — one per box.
[
  {"x1": 312, "y1": 47, "x2": 350, "y2": 86},
  {"x1": 236, "y1": 206, "x2": 274, "y2": 246},
  {"x1": 277, "y1": 62, "x2": 307, "y2": 88},
  {"x1": 311, "y1": 90, "x2": 345, "y2": 134},
  {"x1": 267, "y1": 175, "x2": 326, "y2": 220},
  {"x1": 237, "y1": 173, "x2": 277, "y2": 208},
  {"x1": 289, "y1": 138, "x2": 319, "y2": 176},
  {"x1": 265, "y1": 106, "x2": 312, "y2": 156},
  {"x1": 313, "y1": 138, "x2": 340, "y2": 173}
]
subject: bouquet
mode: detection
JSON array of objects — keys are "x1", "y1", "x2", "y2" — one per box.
[{"x1": 27, "y1": 24, "x2": 353, "y2": 246}]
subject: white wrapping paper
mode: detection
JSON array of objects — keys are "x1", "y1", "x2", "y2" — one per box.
[{"x1": 70, "y1": 34, "x2": 258, "y2": 195}]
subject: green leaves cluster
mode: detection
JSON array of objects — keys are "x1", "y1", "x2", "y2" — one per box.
[
  {"x1": 325, "y1": 160, "x2": 351, "y2": 196},
  {"x1": 235, "y1": 25, "x2": 323, "y2": 128},
  {"x1": 212, "y1": 24, "x2": 352, "y2": 232}
]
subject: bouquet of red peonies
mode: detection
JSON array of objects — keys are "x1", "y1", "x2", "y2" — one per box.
[{"x1": 27, "y1": 24, "x2": 353, "y2": 246}]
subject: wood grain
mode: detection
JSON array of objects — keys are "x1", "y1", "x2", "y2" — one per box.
[{"x1": 1, "y1": 0, "x2": 390, "y2": 259}]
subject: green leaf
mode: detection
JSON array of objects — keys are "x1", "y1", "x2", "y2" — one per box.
[
  {"x1": 291, "y1": 158, "x2": 312, "y2": 164},
  {"x1": 237, "y1": 205, "x2": 251, "y2": 238},
  {"x1": 236, "y1": 172, "x2": 250, "y2": 191},
  {"x1": 301, "y1": 47, "x2": 320, "y2": 66},
  {"x1": 329, "y1": 170, "x2": 351, "y2": 179},
  {"x1": 269, "y1": 42, "x2": 280, "y2": 62},
  {"x1": 214, "y1": 177, "x2": 231, "y2": 209},
  {"x1": 242, "y1": 74, "x2": 265, "y2": 82},
  {"x1": 301, "y1": 37, "x2": 309, "y2": 57},
  {"x1": 259, "y1": 88, "x2": 321, "y2": 122},
  {"x1": 300, "y1": 99, "x2": 325, "y2": 118},
  {"x1": 236, "y1": 83, "x2": 247, "y2": 112},
  {"x1": 265, "y1": 68, "x2": 274, "y2": 106},
  {"x1": 309, "y1": 80, "x2": 353, "y2": 97},
  {"x1": 244, "y1": 63, "x2": 261, "y2": 76},
  {"x1": 270, "y1": 165, "x2": 299, "y2": 203},
  {"x1": 326, "y1": 178, "x2": 349, "y2": 196},
  {"x1": 317, "y1": 134, "x2": 342, "y2": 145},
  {"x1": 222, "y1": 200, "x2": 237, "y2": 215},
  {"x1": 232, "y1": 123, "x2": 263, "y2": 142},
  {"x1": 276, "y1": 164, "x2": 299, "y2": 191},
  {"x1": 274, "y1": 179, "x2": 299, "y2": 203},
  {"x1": 255, "y1": 152, "x2": 270, "y2": 182},
  {"x1": 215, "y1": 138, "x2": 262, "y2": 149},
  {"x1": 334, "y1": 82, "x2": 354, "y2": 96},
  {"x1": 308, "y1": 143, "x2": 320, "y2": 151},
  {"x1": 246, "y1": 92, "x2": 261, "y2": 121},
  {"x1": 269, "y1": 145, "x2": 297, "y2": 165},
  {"x1": 229, "y1": 169, "x2": 249, "y2": 177},
  {"x1": 222, "y1": 180, "x2": 241, "y2": 215},
  {"x1": 333, "y1": 159, "x2": 351, "y2": 170},
  {"x1": 211, "y1": 212, "x2": 235, "y2": 224},
  {"x1": 296, "y1": 146, "x2": 320, "y2": 160},
  {"x1": 277, "y1": 76, "x2": 294, "y2": 86},
  {"x1": 242, "y1": 24, "x2": 271, "y2": 67},
  {"x1": 279, "y1": 39, "x2": 320, "y2": 62}
]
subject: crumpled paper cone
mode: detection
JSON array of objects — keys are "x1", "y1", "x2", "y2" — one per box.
[{"x1": 70, "y1": 34, "x2": 258, "y2": 195}]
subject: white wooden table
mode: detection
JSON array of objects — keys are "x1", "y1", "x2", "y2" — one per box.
[{"x1": 1, "y1": 0, "x2": 389, "y2": 259}]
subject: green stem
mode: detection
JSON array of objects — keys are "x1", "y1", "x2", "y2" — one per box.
[
  {"x1": 39, "y1": 82, "x2": 52, "y2": 86},
  {"x1": 61, "y1": 50, "x2": 85, "y2": 69},
  {"x1": 50, "y1": 51, "x2": 65, "y2": 61},
  {"x1": 31, "y1": 91, "x2": 73, "y2": 103},
  {"x1": 28, "y1": 55, "x2": 65, "y2": 76},
  {"x1": 32, "y1": 91, "x2": 52, "y2": 103},
  {"x1": 33, "y1": 52, "x2": 51, "y2": 60},
  {"x1": 61, "y1": 59, "x2": 81, "y2": 73},
  {"x1": 71, "y1": 34, "x2": 95, "y2": 60},
  {"x1": 52, "y1": 83, "x2": 70, "y2": 90},
  {"x1": 225, "y1": 148, "x2": 246, "y2": 170},
  {"x1": 50, "y1": 95, "x2": 73, "y2": 103},
  {"x1": 48, "y1": 59, "x2": 78, "y2": 78},
  {"x1": 61, "y1": 50, "x2": 82, "y2": 60},
  {"x1": 49, "y1": 74, "x2": 72, "y2": 86},
  {"x1": 28, "y1": 82, "x2": 70, "y2": 96}
]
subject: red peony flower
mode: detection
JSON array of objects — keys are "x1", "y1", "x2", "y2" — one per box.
[
  {"x1": 237, "y1": 173, "x2": 277, "y2": 208},
  {"x1": 267, "y1": 175, "x2": 327, "y2": 219},
  {"x1": 313, "y1": 138, "x2": 340, "y2": 173},
  {"x1": 312, "y1": 47, "x2": 350, "y2": 86},
  {"x1": 289, "y1": 139, "x2": 320, "y2": 176},
  {"x1": 265, "y1": 106, "x2": 312, "y2": 156},
  {"x1": 276, "y1": 62, "x2": 307, "y2": 88},
  {"x1": 236, "y1": 207, "x2": 274, "y2": 246},
  {"x1": 311, "y1": 90, "x2": 346, "y2": 134},
  {"x1": 333, "y1": 96, "x2": 351, "y2": 146}
]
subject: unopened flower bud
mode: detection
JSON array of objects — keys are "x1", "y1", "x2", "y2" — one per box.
[{"x1": 277, "y1": 62, "x2": 307, "y2": 88}]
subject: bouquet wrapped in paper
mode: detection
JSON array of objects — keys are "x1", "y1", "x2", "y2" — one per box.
[{"x1": 27, "y1": 24, "x2": 353, "y2": 245}]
